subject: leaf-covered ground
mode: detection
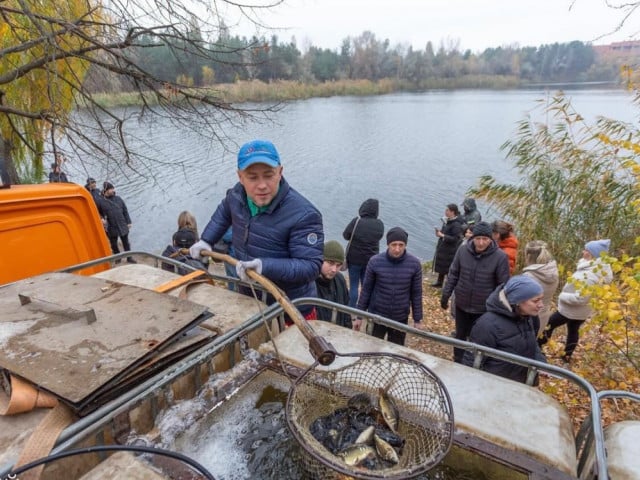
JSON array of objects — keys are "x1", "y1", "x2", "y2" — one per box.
[{"x1": 408, "y1": 277, "x2": 640, "y2": 433}]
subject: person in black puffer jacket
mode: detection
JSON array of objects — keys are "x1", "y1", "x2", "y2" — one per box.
[
  {"x1": 189, "y1": 140, "x2": 323, "y2": 319},
  {"x1": 441, "y1": 221, "x2": 510, "y2": 363},
  {"x1": 462, "y1": 275, "x2": 547, "y2": 384},
  {"x1": 355, "y1": 227, "x2": 423, "y2": 346},
  {"x1": 343, "y1": 199, "x2": 384, "y2": 308}
]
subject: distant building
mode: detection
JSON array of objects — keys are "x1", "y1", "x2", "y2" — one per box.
[{"x1": 593, "y1": 41, "x2": 640, "y2": 58}]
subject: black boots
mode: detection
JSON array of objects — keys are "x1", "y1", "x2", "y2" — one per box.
[{"x1": 431, "y1": 273, "x2": 444, "y2": 288}]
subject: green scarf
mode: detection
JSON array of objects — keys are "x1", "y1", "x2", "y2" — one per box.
[{"x1": 247, "y1": 196, "x2": 271, "y2": 216}]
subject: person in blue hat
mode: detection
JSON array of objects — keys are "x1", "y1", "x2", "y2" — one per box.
[
  {"x1": 463, "y1": 275, "x2": 547, "y2": 384},
  {"x1": 190, "y1": 140, "x2": 324, "y2": 319},
  {"x1": 539, "y1": 239, "x2": 613, "y2": 363}
]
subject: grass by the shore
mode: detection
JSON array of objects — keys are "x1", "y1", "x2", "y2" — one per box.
[{"x1": 90, "y1": 75, "x2": 520, "y2": 108}]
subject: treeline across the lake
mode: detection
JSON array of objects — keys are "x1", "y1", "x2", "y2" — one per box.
[{"x1": 85, "y1": 30, "x2": 633, "y2": 94}]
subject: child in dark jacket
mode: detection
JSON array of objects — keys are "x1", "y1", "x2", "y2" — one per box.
[{"x1": 162, "y1": 227, "x2": 207, "y2": 274}]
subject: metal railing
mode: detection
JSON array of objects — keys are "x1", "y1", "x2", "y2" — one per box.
[
  {"x1": 289, "y1": 296, "x2": 609, "y2": 480},
  {"x1": 0, "y1": 256, "x2": 612, "y2": 479}
]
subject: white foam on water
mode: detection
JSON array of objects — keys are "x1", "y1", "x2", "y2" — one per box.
[
  {"x1": 147, "y1": 354, "x2": 288, "y2": 480},
  {"x1": 171, "y1": 385, "x2": 264, "y2": 480}
]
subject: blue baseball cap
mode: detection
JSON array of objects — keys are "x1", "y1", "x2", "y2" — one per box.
[{"x1": 237, "y1": 140, "x2": 281, "y2": 170}]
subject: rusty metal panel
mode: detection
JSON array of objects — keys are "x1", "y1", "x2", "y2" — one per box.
[{"x1": 0, "y1": 272, "x2": 211, "y2": 412}]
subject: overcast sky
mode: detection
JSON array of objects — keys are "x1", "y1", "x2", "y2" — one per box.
[{"x1": 230, "y1": 0, "x2": 638, "y2": 52}]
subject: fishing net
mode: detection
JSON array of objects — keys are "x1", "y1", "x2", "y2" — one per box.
[{"x1": 286, "y1": 352, "x2": 454, "y2": 479}]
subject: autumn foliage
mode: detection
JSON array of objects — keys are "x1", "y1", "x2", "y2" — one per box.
[{"x1": 468, "y1": 85, "x2": 640, "y2": 426}]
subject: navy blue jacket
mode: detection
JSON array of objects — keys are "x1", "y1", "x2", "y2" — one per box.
[
  {"x1": 200, "y1": 177, "x2": 324, "y2": 303},
  {"x1": 462, "y1": 286, "x2": 546, "y2": 383},
  {"x1": 357, "y1": 250, "x2": 423, "y2": 323},
  {"x1": 442, "y1": 240, "x2": 510, "y2": 314}
]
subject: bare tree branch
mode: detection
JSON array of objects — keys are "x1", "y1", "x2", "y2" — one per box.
[{"x1": 0, "y1": 0, "x2": 283, "y2": 183}]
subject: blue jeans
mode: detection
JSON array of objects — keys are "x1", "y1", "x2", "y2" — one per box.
[
  {"x1": 348, "y1": 264, "x2": 366, "y2": 307},
  {"x1": 224, "y1": 261, "x2": 237, "y2": 291}
]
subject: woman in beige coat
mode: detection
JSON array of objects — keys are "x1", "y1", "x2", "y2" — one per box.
[{"x1": 521, "y1": 241, "x2": 559, "y2": 336}]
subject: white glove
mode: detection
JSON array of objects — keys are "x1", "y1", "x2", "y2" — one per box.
[
  {"x1": 235, "y1": 259, "x2": 262, "y2": 281},
  {"x1": 189, "y1": 239, "x2": 212, "y2": 259}
]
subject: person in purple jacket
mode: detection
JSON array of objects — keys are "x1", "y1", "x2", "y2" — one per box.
[
  {"x1": 354, "y1": 227, "x2": 423, "y2": 346},
  {"x1": 190, "y1": 139, "x2": 324, "y2": 318}
]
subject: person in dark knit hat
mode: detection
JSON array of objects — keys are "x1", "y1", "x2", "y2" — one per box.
[
  {"x1": 471, "y1": 221, "x2": 493, "y2": 239},
  {"x1": 83, "y1": 176, "x2": 103, "y2": 212},
  {"x1": 101, "y1": 181, "x2": 136, "y2": 263},
  {"x1": 315, "y1": 240, "x2": 351, "y2": 328},
  {"x1": 355, "y1": 226, "x2": 423, "y2": 345},
  {"x1": 441, "y1": 220, "x2": 510, "y2": 363},
  {"x1": 462, "y1": 275, "x2": 547, "y2": 384}
]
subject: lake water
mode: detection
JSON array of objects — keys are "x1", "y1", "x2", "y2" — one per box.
[{"x1": 65, "y1": 89, "x2": 638, "y2": 261}]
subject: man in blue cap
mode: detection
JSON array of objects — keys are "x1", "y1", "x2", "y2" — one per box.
[{"x1": 190, "y1": 139, "x2": 324, "y2": 319}]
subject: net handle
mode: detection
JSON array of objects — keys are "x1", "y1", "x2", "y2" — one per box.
[{"x1": 201, "y1": 250, "x2": 337, "y2": 365}]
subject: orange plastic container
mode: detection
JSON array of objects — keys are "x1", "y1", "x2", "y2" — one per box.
[{"x1": 0, "y1": 183, "x2": 112, "y2": 285}]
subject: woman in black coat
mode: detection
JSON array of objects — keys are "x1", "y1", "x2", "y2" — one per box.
[
  {"x1": 343, "y1": 198, "x2": 384, "y2": 307},
  {"x1": 462, "y1": 275, "x2": 547, "y2": 384},
  {"x1": 432, "y1": 203, "x2": 464, "y2": 287}
]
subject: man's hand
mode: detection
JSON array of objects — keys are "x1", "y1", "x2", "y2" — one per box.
[
  {"x1": 440, "y1": 298, "x2": 449, "y2": 310},
  {"x1": 189, "y1": 239, "x2": 211, "y2": 259},
  {"x1": 236, "y1": 258, "x2": 262, "y2": 281}
]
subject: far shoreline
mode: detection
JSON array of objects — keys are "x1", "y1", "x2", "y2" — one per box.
[{"x1": 88, "y1": 77, "x2": 623, "y2": 110}]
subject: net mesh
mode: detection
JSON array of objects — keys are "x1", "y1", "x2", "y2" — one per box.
[{"x1": 286, "y1": 352, "x2": 454, "y2": 479}]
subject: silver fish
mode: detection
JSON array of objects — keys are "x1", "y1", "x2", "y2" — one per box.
[
  {"x1": 338, "y1": 444, "x2": 377, "y2": 466},
  {"x1": 355, "y1": 425, "x2": 375, "y2": 445},
  {"x1": 374, "y1": 433, "x2": 399, "y2": 464},
  {"x1": 378, "y1": 387, "x2": 399, "y2": 433}
]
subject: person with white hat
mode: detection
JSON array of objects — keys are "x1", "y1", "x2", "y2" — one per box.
[{"x1": 539, "y1": 239, "x2": 613, "y2": 363}]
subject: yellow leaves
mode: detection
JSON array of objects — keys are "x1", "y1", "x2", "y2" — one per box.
[
  {"x1": 1, "y1": 0, "x2": 102, "y2": 165},
  {"x1": 606, "y1": 309, "x2": 623, "y2": 323},
  {"x1": 596, "y1": 132, "x2": 640, "y2": 155}
]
